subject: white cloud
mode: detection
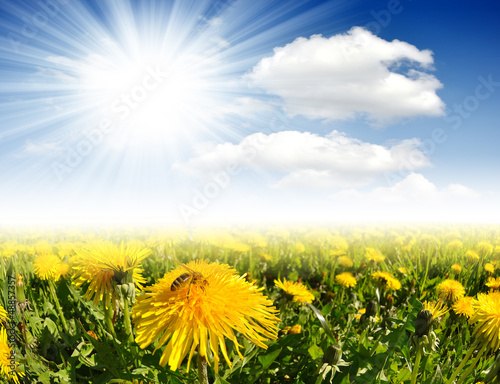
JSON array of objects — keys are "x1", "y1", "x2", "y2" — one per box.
[
  {"x1": 214, "y1": 97, "x2": 274, "y2": 118},
  {"x1": 20, "y1": 140, "x2": 63, "y2": 157},
  {"x1": 246, "y1": 27, "x2": 445, "y2": 125},
  {"x1": 333, "y1": 173, "x2": 480, "y2": 203},
  {"x1": 173, "y1": 130, "x2": 431, "y2": 188}
]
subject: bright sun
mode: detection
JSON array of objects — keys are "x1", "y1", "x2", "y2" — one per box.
[{"x1": 77, "y1": 49, "x2": 221, "y2": 146}]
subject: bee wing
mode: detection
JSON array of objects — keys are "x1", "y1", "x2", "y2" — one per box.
[{"x1": 180, "y1": 263, "x2": 196, "y2": 274}]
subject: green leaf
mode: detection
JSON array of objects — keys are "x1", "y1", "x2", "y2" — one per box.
[
  {"x1": 43, "y1": 317, "x2": 58, "y2": 335},
  {"x1": 396, "y1": 368, "x2": 412, "y2": 382},
  {"x1": 258, "y1": 347, "x2": 282, "y2": 369},
  {"x1": 214, "y1": 376, "x2": 232, "y2": 384},
  {"x1": 321, "y1": 302, "x2": 333, "y2": 316},
  {"x1": 426, "y1": 364, "x2": 443, "y2": 384},
  {"x1": 288, "y1": 271, "x2": 299, "y2": 281},
  {"x1": 306, "y1": 302, "x2": 336, "y2": 343},
  {"x1": 308, "y1": 344, "x2": 323, "y2": 360}
]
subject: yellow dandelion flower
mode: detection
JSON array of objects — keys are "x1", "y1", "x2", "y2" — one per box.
[
  {"x1": 486, "y1": 277, "x2": 500, "y2": 290},
  {"x1": 56, "y1": 262, "x2": 70, "y2": 280},
  {"x1": 419, "y1": 234, "x2": 440, "y2": 250},
  {"x1": 469, "y1": 291, "x2": 500, "y2": 352},
  {"x1": 294, "y1": 242, "x2": 306, "y2": 253},
  {"x1": 0, "y1": 327, "x2": 24, "y2": 384},
  {"x1": 260, "y1": 253, "x2": 272, "y2": 262},
  {"x1": 72, "y1": 241, "x2": 150, "y2": 308},
  {"x1": 329, "y1": 236, "x2": 349, "y2": 256},
  {"x1": 34, "y1": 253, "x2": 68, "y2": 281},
  {"x1": 227, "y1": 241, "x2": 251, "y2": 253},
  {"x1": 335, "y1": 272, "x2": 357, "y2": 288},
  {"x1": 451, "y1": 264, "x2": 462, "y2": 274},
  {"x1": 453, "y1": 297, "x2": 477, "y2": 318},
  {"x1": 288, "y1": 324, "x2": 302, "y2": 334},
  {"x1": 338, "y1": 256, "x2": 354, "y2": 268},
  {"x1": 398, "y1": 267, "x2": 407, "y2": 275},
  {"x1": 55, "y1": 241, "x2": 76, "y2": 259},
  {"x1": 476, "y1": 241, "x2": 494, "y2": 257},
  {"x1": 0, "y1": 304, "x2": 8, "y2": 323},
  {"x1": 354, "y1": 308, "x2": 366, "y2": 321},
  {"x1": 365, "y1": 248, "x2": 385, "y2": 263},
  {"x1": 494, "y1": 245, "x2": 500, "y2": 258},
  {"x1": 436, "y1": 279, "x2": 465, "y2": 304},
  {"x1": 466, "y1": 250, "x2": 480, "y2": 264},
  {"x1": 133, "y1": 260, "x2": 279, "y2": 373},
  {"x1": 446, "y1": 240, "x2": 463, "y2": 252},
  {"x1": 0, "y1": 242, "x2": 17, "y2": 258},
  {"x1": 240, "y1": 231, "x2": 267, "y2": 248},
  {"x1": 484, "y1": 263, "x2": 495, "y2": 274},
  {"x1": 423, "y1": 300, "x2": 449, "y2": 319},
  {"x1": 275, "y1": 278, "x2": 314, "y2": 303},
  {"x1": 371, "y1": 271, "x2": 401, "y2": 290},
  {"x1": 34, "y1": 240, "x2": 53, "y2": 255}
]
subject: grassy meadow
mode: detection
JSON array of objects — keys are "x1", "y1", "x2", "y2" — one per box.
[{"x1": 0, "y1": 224, "x2": 499, "y2": 384}]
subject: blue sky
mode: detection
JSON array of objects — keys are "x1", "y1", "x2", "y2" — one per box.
[{"x1": 0, "y1": 0, "x2": 499, "y2": 225}]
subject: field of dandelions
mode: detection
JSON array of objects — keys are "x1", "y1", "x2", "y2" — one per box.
[{"x1": 0, "y1": 225, "x2": 499, "y2": 384}]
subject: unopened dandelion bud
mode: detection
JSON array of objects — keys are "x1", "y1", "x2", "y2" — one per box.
[
  {"x1": 118, "y1": 282, "x2": 136, "y2": 300},
  {"x1": 415, "y1": 309, "x2": 433, "y2": 336},
  {"x1": 386, "y1": 294, "x2": 394, "y2": 310},
  {"x1": 323, "y1": 344, "x2": 342, "y2": 366},
  {"x1": 15, "y1": 273, "x2": 26, "y2": 304},
  {"x1": 409, "y1": 279, "x2": 416, "y2": 290},
  {"x1": 118, "y1": 283, "x2": 128, "y2": 297},
  {"x1": 365, "y1": 300, "x2": 378, "y2": 317}
]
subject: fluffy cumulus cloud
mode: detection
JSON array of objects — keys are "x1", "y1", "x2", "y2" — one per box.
[
  {"x1": 333, "y1": 173, "x2": 479, "y2": 203},
  {"x1": 173, "y1": 130, "x2": 431, "y2": 189},
  {"x1": 246, "y1": 27, "x2": 445, "y2": 125}
]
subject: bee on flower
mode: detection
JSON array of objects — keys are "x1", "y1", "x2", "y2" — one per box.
[{"x1": 133, "y1": 260, "x2": 280, "y2": 373}]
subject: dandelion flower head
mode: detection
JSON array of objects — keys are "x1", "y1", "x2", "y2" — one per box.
[
  {"x1": 484, "y1": 263, "x2": 495, "y2": 274},
  {"x1": 436, "y1": 279, "x2": 465, "y2": 304},
  {"x1": 338, "y1": 256, "x2": 354, "y2": 268},
  {"x1": 365, "y1": 248, "x2": 385, "y2": 263},
  {"x1": 34, "y1": 253, "x2": 69, "y2": 281},
  {"x1": 0, "y1": 327, "x2": 24, "y2": 384},
  {"x1": 275, "y1": 278, "x2": 315, "y2": 303},
  {"x1": 469, "y1": 291, "x2": 500, "y2": 352},
  {"x1": 72, "y1": 241, "x2": 149, "y2": 308},
  {"x1": 486, "y1": 277, "x2": 500, "y2": 290},
  {"x1": 451, "y1": 264, "x2": 462, "y2": 274},
  {"x1": 133, "y1": 260, "x2": 280, "y2": 373},
  {"x1": 453, "y1": 297, "x2": 477, "y2": 318},
  {"x1": 335, "y1": 272, "x2": 357, "y2": 288},
  {"x1": 371, "y1": 271, "x2": 401, "y2": 290}
]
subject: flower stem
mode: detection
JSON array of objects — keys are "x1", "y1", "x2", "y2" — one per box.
[
  {"x1": 455, "y1": 343, "x2": 488, "y2": 384},
  {"x1": 48, "y1": 279, "x2": 69, "y2": 334},
  {"x1": 122, "y1": 299, "x2": 134, "y2": 343},
  {"x1": 198, "y1": 354, "x2": 209, "y2": 384},
  {"x1": 104, "y1": 303, "x2": 116, "y2": 339},
  {"x1": 444, "y1": 340, "x2": 479, "y2": 384},
  {"x1": 411, "y1": 345, "x2": 422, "y2": 384}
]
